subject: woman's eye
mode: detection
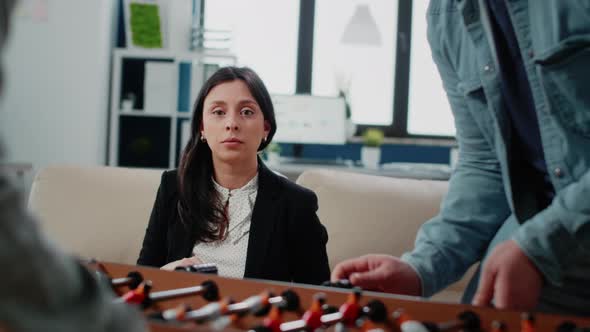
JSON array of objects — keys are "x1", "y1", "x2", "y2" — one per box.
[
  {"x1": 212, "y1": 109, "x2": 225, "y2": 115},
  {"x1": 241, "y1": 109, "x2": 254, "y2": 116}
]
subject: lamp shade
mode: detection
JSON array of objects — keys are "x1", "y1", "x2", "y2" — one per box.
[{"x1": 340, "y1": 4, "x2": 382, "y2": 46}]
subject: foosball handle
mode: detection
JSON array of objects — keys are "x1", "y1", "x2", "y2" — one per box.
[
  {"x1": 175, "y1": 263, "x2": 218, "y2": 275},
  {"x1": 322, "y1": 279, "x2": 354, "y2": 289}
]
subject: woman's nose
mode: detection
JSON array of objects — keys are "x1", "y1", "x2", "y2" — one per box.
[{"x1": 225, "y1": 116, "x2": 239, "y2": 131}]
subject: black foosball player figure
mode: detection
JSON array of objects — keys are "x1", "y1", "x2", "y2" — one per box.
[
  {"x1": 555, "y1": 321, "x2": 585, "y2": 332},
  {"x1": 249, "y1": 290, "x2": 302, "y2": 332},
  {"x1": 491, "y1": 320, "x2": 507, "y2": 332},
  {"x1": 357, "y1": 300, "x2": 389, "y2": 332}
]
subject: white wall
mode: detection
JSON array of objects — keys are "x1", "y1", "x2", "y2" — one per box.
[{"x1": 0, "y1": 0, "x2": 117, "y2": 175}]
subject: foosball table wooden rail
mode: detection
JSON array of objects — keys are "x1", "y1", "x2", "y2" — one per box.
[{"x1": 92, "y1": 262, "x2": 590, "y2": 332}]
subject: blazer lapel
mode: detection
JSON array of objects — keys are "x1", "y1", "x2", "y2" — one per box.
[
  {"x1": 244, "y1": 161, "x2": 281, "y2": 277},
  {"x1": 171, "y1": 209, "x2": 198, "y2": 261}
]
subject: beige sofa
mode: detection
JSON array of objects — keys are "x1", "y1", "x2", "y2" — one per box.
[
  {"x1": 28, "y1": 165, "x2": 162, "y2": 265},
  {"x1": 28, "y1": 165, "x2": 472, "y2": 302}
]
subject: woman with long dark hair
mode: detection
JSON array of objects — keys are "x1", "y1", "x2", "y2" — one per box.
[{"x1": 137, "y1": 66, "x2": 330, "y2": 284}]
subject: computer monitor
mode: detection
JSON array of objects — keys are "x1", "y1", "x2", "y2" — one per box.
[{"x1": 271, "y1": 94, "x2": 347, "y2": 145}]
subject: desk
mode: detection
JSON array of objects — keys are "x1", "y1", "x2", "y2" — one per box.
[{"x1": 271, "y1": 159, "x2": 452, "y2": 182}]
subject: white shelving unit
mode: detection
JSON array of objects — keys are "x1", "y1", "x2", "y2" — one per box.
[{"x1": 108, "y1": 48, "x2": 236, "y2": 169}]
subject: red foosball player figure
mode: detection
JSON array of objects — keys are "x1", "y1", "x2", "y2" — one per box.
[
  {"x1": 280, "y1": 293, "x2": 327, "y2": 332},
  {"x1": 302, "y1": 293, "x2": 326, "y2": 331},
  {"x1": 340, "y1": 288, "x2": 361, "y2": 327},
  {"x1": 262, "y1": 305, "x2": 284, "y2": 332},
  {"x1": 118, "y1": 281, "x2": 152, "y2": 306},
  {"x1": 521, "y1": 313, "x2": 535, "y2": 332}
]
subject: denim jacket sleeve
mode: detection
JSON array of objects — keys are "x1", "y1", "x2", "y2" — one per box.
[
  {"x1": 513, "y1": 173, "x2": 590, "y2": 287},
  {"x1": 401, "y1": 5, "x2": 512, "y2": 297}
]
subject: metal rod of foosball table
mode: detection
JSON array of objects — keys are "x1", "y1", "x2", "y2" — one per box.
[
  {"x1": 111, "y1": 271, "x2": 143, "y2": 289},
  {"x1": 180, "y1": 289, "x2": 301, "y2": 324},
  {"x1": 225, "y1": 293, "x2": 270, "y2": 315},
  {"x1": 183, "y1": 298, "x2": 232, "y2": 322},
  {"x1": 148, "y1": 304, "x2": 192, "y2": 321},
  {"x1": 149, "y1": 280, "x2": 219, "y2": 303},
  {"x1": 230, "y1": 291, "x2": 302, "y2": 332},
  {"x1": 393, "y1": 309, "x2": 481, "y2": 332},
  {"x1": 268, "y1": 290, "x2": 300, "y2": 311}
]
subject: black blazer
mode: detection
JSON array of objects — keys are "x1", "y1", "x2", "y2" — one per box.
[{"x1": 137, "y1": 162, "x2": 330, "y2": 285}]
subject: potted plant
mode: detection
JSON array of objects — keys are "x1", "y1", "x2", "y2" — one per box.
[
  {"x1": 263, "y1": 142, "x2": 282, "y2": 166},
  {"x1": 361, "y1": 128, "x2": 384, "y2": 168}
]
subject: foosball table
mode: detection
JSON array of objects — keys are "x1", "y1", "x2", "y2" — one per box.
[{"x1": 90, "y1": 262, "x2": 590, "y2": 332}]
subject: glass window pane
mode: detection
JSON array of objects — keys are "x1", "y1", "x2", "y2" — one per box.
[
  {"x1": 205, "y1": 1, "x2": 299, "y2": 94},
  {"x1": 407, "y1": 1, "x2": 455, "y2": 136},
  {"x1": 312, "y1": 0, "x2": 397, "y2": 125}
]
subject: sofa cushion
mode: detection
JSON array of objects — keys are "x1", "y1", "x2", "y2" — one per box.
[
  {"x1": 296, "y1": 169, "x2": 475, "y2": 302},
  {"x1": 28, "y1": 165, "x2": 162, "y2": 264},
  {"x1": 296, "y1": 169, "x2": 449, "y2": 266}
]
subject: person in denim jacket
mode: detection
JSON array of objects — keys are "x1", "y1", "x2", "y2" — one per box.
[{"x1": 333, "y1": 0, "x2": 590, "y2": 315}]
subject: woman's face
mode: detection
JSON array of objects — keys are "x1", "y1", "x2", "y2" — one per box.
[{"x1": 201, "y1": 79, "x2": 270, "y2": 165}]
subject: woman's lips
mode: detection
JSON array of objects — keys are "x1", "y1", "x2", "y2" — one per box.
[{"x1": 222, "y1": 138, "x2": 243, "y2": 143}]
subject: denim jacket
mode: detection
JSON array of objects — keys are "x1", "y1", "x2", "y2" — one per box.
[{"x1": 401, "y1": 0, "x2": 590, "y2": 314}]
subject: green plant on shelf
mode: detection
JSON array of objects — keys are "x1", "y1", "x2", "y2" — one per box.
[
  {"x1": 130, "y1": 3, "x2": 163, "y2": 48},
  {"x1": 266, "y1": 142, "x2": 281, "y2": 154},
  {"x1": 362, "y1": 128, "x2": 384, "y2": 147}
]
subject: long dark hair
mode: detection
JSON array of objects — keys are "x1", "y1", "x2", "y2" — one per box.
[{"x1": 177, "y1": 66, "x2": 277, "y2": 242}]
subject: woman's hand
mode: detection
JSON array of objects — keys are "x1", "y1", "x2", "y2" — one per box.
[{"x1": 160, "y1": 256, "x2": 204, "y2": 271}]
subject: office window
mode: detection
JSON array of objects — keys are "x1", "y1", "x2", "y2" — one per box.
[
  {"x1": 311, "y1": 0, "x2": 397, "y2": 125},
  {"x1": 205, "y1": 1, "x2": 299, "y2": 94},
  {"x1": 407, "y1": 0, "x2": 455, "y2": 136}
]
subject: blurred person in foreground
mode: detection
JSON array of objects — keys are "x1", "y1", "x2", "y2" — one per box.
[{"x1": 0, "y1": 1, "x2": 146, "y2": 330}]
